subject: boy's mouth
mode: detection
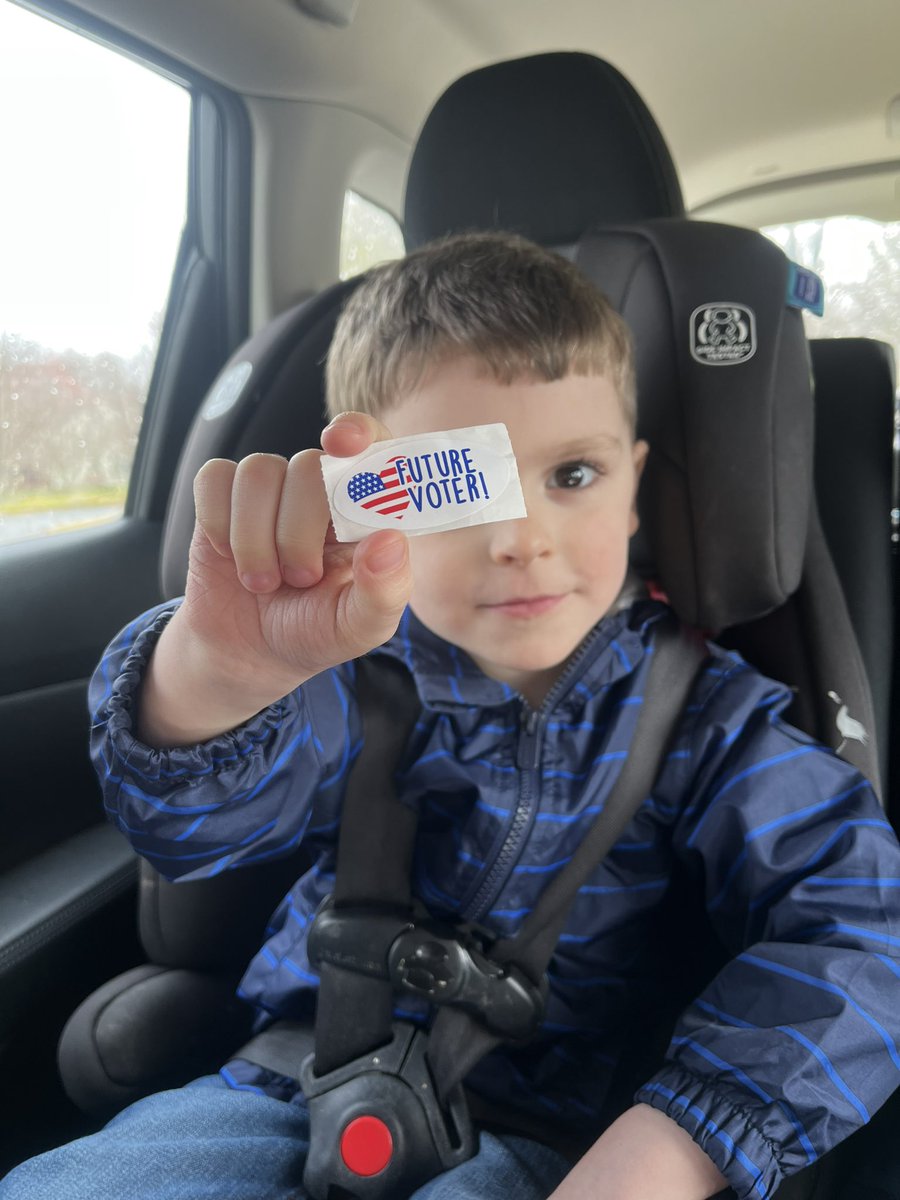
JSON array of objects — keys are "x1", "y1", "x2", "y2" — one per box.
[{"x1": 482, "y1": 594, "x2": 566, "y2": 618}]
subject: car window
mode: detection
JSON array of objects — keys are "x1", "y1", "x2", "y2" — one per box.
[
  {"x1": 762, "y1": 216, "x2": 900, "y2": 370},
  {"x1": 0, "y1": 2, "x2": 190, "y2": 547},
  {"x1": 339, "y1": 189, "x2": 405, "y2": 281}
]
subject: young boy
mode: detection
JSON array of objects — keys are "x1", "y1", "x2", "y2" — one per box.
[{"x1": 5, "y1": 232, "x2": 900, "y2": 1200}]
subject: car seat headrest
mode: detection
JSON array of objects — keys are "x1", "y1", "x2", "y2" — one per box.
[
  {"x1": 576, "y1": 219, "x2": 813, "y2": 632},
  {"x1": 404, "y1": 52, "x2": 684, "y2": 250}
]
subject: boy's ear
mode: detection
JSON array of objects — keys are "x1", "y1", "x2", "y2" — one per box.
[{"x1": 629, "y1": 439, "x2": 649, "y2": 537}]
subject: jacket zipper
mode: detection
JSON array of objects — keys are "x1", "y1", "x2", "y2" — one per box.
[{"x1": 464, "y1": 627, "x2": 607, "y2": 924}]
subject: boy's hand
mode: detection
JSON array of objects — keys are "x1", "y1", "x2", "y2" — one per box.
[{"x1": 138, "y1": 414, "x2": 411, "y2": 746}]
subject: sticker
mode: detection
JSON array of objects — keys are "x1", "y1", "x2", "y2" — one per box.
[
  {"x1": 690, "y1": 303, "x2": 757, "y2": 365},
  {"x1": 786, "y1": 262, "x2": 825, "y2": 317},
  {"x1": 321, "y1": 423, "x2": 527, "y2": 541},
  {"x1": 201, "y1": 360, "x2": 253, "y2": 420}
]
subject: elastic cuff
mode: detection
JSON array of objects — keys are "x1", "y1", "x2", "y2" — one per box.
[
  {"x1": 103, "y1": 604, "x2": 179, "y2": 738},
  {"x1": 636, "y1": 1063, "x2": 784, "y2": 1200},
  {"x1": 100, "y1": 606, "x2": 292, "y2": 785}
]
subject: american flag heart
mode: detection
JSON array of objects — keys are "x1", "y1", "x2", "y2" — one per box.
[{"x1": 346, "y1": 455, "x2": 410, "y2": 519}]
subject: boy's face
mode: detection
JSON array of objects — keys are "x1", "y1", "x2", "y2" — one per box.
[{"x1": 385, "y1": 357, "x2": 648, "y2": 705}]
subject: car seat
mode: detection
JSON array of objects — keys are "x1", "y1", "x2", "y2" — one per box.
[{"x1": 58, "y1": 51, "x2": 890, "y2": 1200}]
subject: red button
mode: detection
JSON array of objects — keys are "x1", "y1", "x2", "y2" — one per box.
[{"x1": 339, "y1": 1115, "x2": 393, "y2": 1176}]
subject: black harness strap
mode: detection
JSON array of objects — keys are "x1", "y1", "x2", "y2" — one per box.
[{"x1": 312, "y1": 656, "x2": 422, "y2": 1078}]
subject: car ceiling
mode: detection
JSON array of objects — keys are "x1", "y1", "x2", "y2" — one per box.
[{"x1": 51, "y1": 0, "x2": 900, "y2": 216}]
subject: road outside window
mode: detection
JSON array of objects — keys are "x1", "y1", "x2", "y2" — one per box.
[{"x1": 0, "y1": 2, "x2": 190, "y2": 546}]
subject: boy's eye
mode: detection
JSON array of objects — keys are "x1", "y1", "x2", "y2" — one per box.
[{"x1": 549, "y1": 461, "x2": 600, "y2": 490}]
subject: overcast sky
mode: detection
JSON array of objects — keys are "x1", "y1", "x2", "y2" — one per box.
[{"x1": 0, "y1": 1, "x2": 190, "y2": 358}]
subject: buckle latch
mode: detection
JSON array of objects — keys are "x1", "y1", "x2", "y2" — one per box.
[
  {"x1": 387, "y1": 926, "x2": 544, "y2": 1040},
  {"x1": 307, "y1": 901, "x2": 545, "y2": 1040},
  {"x1": 300, "y1": 1022, "x2": 474, "y2": 1200}
]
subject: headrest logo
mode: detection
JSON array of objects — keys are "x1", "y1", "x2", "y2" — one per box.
[{"x1": 690, "y1": 303, "x2": 757, "y2": 366}]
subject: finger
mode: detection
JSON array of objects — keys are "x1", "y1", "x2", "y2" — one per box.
[
  {"x1": 340, "y1": 530, "x2": 412, "y2": 651},
  {"x1": 193, "y1": 458, "x2": 237, "y2": 558},
  {"x1": 275, "y1": 449, "x2": 332, "y2": 588},
  {"x1": 229, "y1": 453, "x2": 289, "y2": 592},
  {"x1": 320, "y1": 411, "x2": 396, "y2": 459}
]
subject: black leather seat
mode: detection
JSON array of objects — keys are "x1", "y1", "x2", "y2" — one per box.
[
  {"x1": 58, "y1": 61, "x2": 889, "y2": 1199},
  {"x1": 809, "y1": 336, "x2": 896, "y2": 792}
]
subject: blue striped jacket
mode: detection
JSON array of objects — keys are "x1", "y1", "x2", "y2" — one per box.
[{"x1": 90, "y1": 596, "x2": 900, "y2": 1200}]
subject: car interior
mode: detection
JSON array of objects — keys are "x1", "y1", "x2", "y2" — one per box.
[{"x1": 1, "y1": 0, "x2": 898, "y2": 1191}]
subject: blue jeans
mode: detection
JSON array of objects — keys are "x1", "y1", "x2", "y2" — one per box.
[{"x1": 0, "y1": 1074, "x2": 571, "y2": 1199}]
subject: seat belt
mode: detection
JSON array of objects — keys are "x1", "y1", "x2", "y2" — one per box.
[{"x1": 239, "y1": 618, "x2": 707, "y2": 1200}]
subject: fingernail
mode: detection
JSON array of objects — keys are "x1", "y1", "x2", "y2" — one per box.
[
  {"x1": 368, "y1": 539, "x2": 406, "y2": 573},
  {"x1": 324, "y1": 412, "x2": 359, "y2": 431}
]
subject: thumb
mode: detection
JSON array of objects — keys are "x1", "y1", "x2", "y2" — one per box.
[{"x1": 342, "y1": 531, "x2": 412, "y2": 650}]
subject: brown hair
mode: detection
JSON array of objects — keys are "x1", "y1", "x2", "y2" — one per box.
[{"x1": 325, "y1": 231, "x2": 636, "y2": 434}]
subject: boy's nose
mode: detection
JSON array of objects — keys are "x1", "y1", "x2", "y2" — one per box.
[{"x1": 487, "y1": 512, "x2": 552, "y2": 566}]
